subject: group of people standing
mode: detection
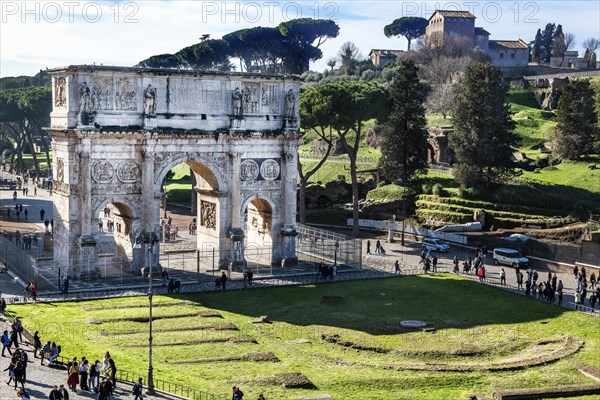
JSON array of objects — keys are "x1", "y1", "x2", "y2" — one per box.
[{"x1": 573, "y1": 265, "x2": 600, "y2": 309}]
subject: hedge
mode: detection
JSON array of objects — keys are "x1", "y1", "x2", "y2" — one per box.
[{"x1": 417, "y1": 195, "x2": 565, "y2": 217}]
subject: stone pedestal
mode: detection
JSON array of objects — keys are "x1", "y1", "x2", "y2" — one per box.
[
  {"x1": 228, "y1": 228, "x2": 246, "y2": 272},
  {"x1": 43, "y1": 232, "x2": 53, "y2": 252},
  {"x1": 387, "y1": 219, "x2": 395, "y2": 243},
  {"x1": 280, "y1": 225, "x2": 298, "y2": 267},
  {"x1": 131, "y1": 243, "x2": 144, "y2": 275},
  {"x1": 78, "y1": 235, "x2": 101, "y2": 281}
]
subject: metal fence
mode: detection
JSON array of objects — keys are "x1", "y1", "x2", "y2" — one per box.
[
  {"x1": 0, "y1": 234, "x2": 39, "y2": 283},
  {"x1": 296, "y1": 223, "x2": 362, "y2": 268},
  {"x1": 162, "y1": 245, "x2": 276, "y2": 276}
]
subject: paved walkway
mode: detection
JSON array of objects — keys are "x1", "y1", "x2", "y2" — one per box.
[{"x1": 0, "y1": 320, "x2": 187, "y2": 400}]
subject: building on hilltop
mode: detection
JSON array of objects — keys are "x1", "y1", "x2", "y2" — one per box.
[
  {"x1": 487, "y1": 39, "x2": 530, "y2": 68},
  {"x1": 424, "y1": 10, "x2": 529, "y2": 69},
  {"x1": 425, "y1": 10, "x2": 478, "y2": 48},
  {"x1": 368, "y1": 49, "x2": 405, "y2": 68}
]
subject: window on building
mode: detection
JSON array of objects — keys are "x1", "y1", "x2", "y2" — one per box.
[
  {"x1": 500, "y1": 53, "x2": 504, "y2": 59},
  {"x1": 511, "y1": 53, "x2": 515, "y2": 59}
]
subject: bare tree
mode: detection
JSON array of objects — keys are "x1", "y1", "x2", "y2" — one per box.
[
  {"x1": 556, "y1": 33, "x2": 576, "y2": 66},
  {"x1": 565, "y1": 33, "x2": 577, "y2": 51},
  {"x1": 420, "y1": 56, "x2": 473, "y2": 85},
  {"x1": 583, "y1": 38, "x2": 600, "y2": 69},
  {"x1": 337, "y1": 42, "x2": 361, "y2": 75},
  {"x1": 326, "y1": 57, "x2": 337, "y2": 71},
  {"x1": 427, "y1": 83, "x2": 459, "y2": 119}
]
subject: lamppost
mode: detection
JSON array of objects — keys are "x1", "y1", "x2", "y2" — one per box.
[
  {"x1": 334, "y1": 240, "x2": 339, "y2": 266},
  {"x1": 401, "y1": 218, "x2": 405, "y2": 246},
  {"x1": 143, "y1": 232, "x2": 157, "y2": 395}
]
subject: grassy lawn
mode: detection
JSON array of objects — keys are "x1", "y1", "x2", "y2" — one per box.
[
  {"x1": 520, "y1": 155, "x2": 600, "y2": 194},
  {"x1": 300, "y1": 157, "x2": 377, "y2": 184},
  {"x1": 8, "y1": 275, "x2": 600, "y2": 400}
]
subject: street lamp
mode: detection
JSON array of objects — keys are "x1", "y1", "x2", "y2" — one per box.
[
  {"x1": 143, "y1": 232, "x2": 158, "y2": 395},
  {"x1": 334, "y1": 240, "x2": 339, "y2": 266},
  {"x1": 401, "y1": 218, "x2": 405, "y2": 246}
]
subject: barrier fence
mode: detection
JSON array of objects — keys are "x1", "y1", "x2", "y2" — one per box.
[{"x1": 296, "y1": 223, "x2": 362, "y2": 268}]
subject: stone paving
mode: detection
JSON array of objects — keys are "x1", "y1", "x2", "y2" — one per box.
[{"x1": 0, "y1": 320, "x2": 187, "y2": 400}]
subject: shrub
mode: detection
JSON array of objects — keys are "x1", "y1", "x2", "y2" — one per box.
[
  {"x1": 421, "y1": 183, "x2": 432, "y2": 194},
  {"x1": 431, "y1": 183, "x2": 445, "y2": 196},
  {"x1": 361, "y1": 70, "x2": 377, "y2": 81}
]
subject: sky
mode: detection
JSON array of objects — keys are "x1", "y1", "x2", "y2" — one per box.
[{"x1": 1, "y1": 0, "x2": 599, "y2": 78}]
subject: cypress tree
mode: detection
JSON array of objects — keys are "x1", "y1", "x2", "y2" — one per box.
[
  {"x1": 378, "y1": 60, "x2": 429, "y2": 184},
  {"x1": 449, "y1": 62, "x2": 517, "y2": 187},
  {"x1": 555, "y1": 79, "x2": 598, "y2": 159}
]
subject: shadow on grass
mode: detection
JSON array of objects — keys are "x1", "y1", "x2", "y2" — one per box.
[{"x1": 175, "y1": 274, "x2": 567, "y2": 336}]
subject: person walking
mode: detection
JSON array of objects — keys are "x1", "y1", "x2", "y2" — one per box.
[
  {"x1": 366, "y1": 240, "x2": 371, "y2": 254},
  {"x1": 1, "y1": 329, "x2": 12, "y2": 356},
  {"x1": 500, "y1": 268, "x2": 506, "y2": 285},
  {"x1": 49, "y1": 385, "x2": 62, "y2": 400},
  {"x1": 132, "y1": 377, "x2": 144, "y2": 400},
  {"x1": 394, "y1": 260, "x2": 400, "y2": 275},
  {"x1": 67, "y1": 360, "x2": 79, "y2": 392},
  {"x1": 232, "y1": 386, "x2": 244, "y2": 400},
  {"x1": 79, "y1": 359, "x2": 89, "y2": 390},
  {"x1": 63, "y1": 276, "x2": 70, "y2": 295},
  {"x1": 10, "y1": 326, "x2": 19, "y2": 350},
  {"x1": 13, "y1": 360, "x2": 25, "y2": 389},
  {"x1": 107, "y1": 356, "x2": 117, "y2": 388},
  {"x1": 102, "y1": 352, "x2": 111, "y2": 376},
  {"x1": 220, "y1": 272, "x2": 228, "y2": 291},
  {"x1": 58, "y1": 384, "x2": 70, "y2": 400},
  {"x1": 432, "y1": 255, "x2": 438, "y2": 272},
  {"x1": 32, "y1": 331, "x2": 41, "y2": 358},
  {"x1": 89, "y1": 359, "x2": 100, "y2": 391}
]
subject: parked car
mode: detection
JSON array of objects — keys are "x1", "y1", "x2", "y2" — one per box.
[
  {"x1": 492, "y1": 248, "x2": 529, "y2": 268},
  {"x1": 422, "y1": 238, "x2": 450, "y2": 253}
]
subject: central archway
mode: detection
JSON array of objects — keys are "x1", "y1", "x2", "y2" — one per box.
[{"x1": 156, "y1": 157, "x2": 228, "y2": 269}]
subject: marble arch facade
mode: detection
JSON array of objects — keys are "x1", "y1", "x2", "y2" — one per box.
[{"x1": 46, "y1": 65, "x2": 300, "y2": 279}]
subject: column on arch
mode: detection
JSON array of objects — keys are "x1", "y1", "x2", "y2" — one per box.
[
  {"x1": 227, "y1": 151, "x2": 246, "y2": 271},
  {"x1": 280, "y1": 141, "x2": 299, "y2": 267}
]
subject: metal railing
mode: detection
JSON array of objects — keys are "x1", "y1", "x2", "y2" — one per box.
[
  {"x1": 296, "y1": 223, "x2": 362, "y2": 268},
  {"x1": 0, "y1": 234, "x2": 40, "y2": 283}
]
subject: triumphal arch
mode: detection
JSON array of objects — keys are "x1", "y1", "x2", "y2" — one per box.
[{"x1": 46, "y1": 65, "x2": 300, "y2": 279}]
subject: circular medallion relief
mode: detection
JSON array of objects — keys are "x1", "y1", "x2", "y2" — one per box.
[
  {"x1": 240, "y1": 159, "x2": 260, "y2": 182},
  {"x1": 91, "y1": 161, "x2": 115, "y2": 183},
  {"x1": 260, "y1": 159, "x2": 280, "y2": 181}
]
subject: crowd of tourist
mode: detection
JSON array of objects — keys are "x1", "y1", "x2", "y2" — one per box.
[{"x1": 2, "y1": 323, "x2": 121, "y2": 400}]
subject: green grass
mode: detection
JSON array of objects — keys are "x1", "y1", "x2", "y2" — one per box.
[
  {"x1": 366, "y1": 184, "x2": 415, "y2": 201},
  {"x1": 300, "y1": 157, "x2": 377, "y2": 184},
  {"x1": 520, "y1": 156, "x2": 600, "y2": 194},
  {"x1": 426, "y1": 114, "x2": 453, "y2": 128},
  {"x1": 8, "y1": 275, "x2": 600, "y2": 400}
]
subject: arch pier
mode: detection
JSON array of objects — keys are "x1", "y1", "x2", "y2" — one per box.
[{"x1": 46, "y1": 65, "x2": 300, "y2": 279}]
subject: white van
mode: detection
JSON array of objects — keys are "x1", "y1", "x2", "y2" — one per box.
[{"x1": 493, "y1": 248, "x2": 529, "y2": 268}]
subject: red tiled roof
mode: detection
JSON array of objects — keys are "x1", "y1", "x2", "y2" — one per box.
[
  {"x1": 429, "y1": 10, "x2": 476, "y2": 21},
  {"x1": 489, "y1": 39, "x2": 529, "y2": 50}
]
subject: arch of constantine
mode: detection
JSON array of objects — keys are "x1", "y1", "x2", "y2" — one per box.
[{"x1": 46, "y1": 65, "x2": 300, "y2": 279}]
